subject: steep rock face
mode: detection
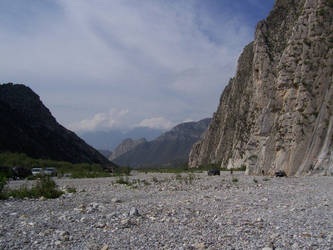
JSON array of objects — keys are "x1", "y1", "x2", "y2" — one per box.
[
  {"x1": 109, "y1": 138, "x2": 146, "y2": 160},
  {"x1": 0, "y1": 83, "x2": 112, "y2": 165},
  {"x1": 189, "y1": 0, "x2": 333, "y2": 176},
  {"x1": 114, "y1": 118, "x2": 211, "y2": 168}
]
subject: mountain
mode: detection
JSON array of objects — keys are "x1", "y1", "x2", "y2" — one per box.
[
  {"x1": 0, "y1": 83, "x2": 112, "y2": 165},
  {"x1": 113, "y1": 118, "x2": 211, "y2": 168},
  {"x1": 189, "y1": 0, "x2": 333, "y2": 176},
  {"x1": 98, "y1": 150, "x2": 113, "y2": 158},
  {"x1": 79, "y1": 127, "x2": 163, "y2": 151},
  {"x1": 109, "y1": 138, "x2": 146, "y2": 161}
]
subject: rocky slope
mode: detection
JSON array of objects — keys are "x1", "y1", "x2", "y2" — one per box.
[
  {"x1": 189, "y1": 0, "x2": 333, "y2": 176},
  {"x1": 0, "y1": 83, "x2": 112, "y2": 165},
  {"x1": 113, "y1": 118, "x2": 211, "y2": 168},
  {"x1": 109, "y1": 138, "x2": 146, "y2": 161}
]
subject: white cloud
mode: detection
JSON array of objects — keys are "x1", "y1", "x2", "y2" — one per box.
[
  {"x1": 136, "y1": 117, "x2": 175, "y2": 131},
  {"x1": 68, "y1": 108, "x2": 129, "y2": 132},
  {"x1": 0, "y1": 0, "x2": 263, "y2": 131}
]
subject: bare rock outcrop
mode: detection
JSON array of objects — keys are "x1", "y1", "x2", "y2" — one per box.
[
  {"x1": 189, "y1": 0, "x2": 333, "y2": 176},
  {"x1": 109, "y1": 138, "x2": 146, "y2": 161}
]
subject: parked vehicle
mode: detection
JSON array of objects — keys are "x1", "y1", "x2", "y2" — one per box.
[
  {"x1": 31, "y1": 168, "x2": 43, "y2": 176},
  {"x1": 207, "y1": 169, "x2": 220, "y2": 176},
  {"x1": 44, "y1": 167, "x2": 57, "y2": 176},
  {"x1": 13, "y1": 167, "x2": 32, "y2": 179}
]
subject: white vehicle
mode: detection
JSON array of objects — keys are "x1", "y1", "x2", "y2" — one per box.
[
  {"x1": 44, "y1": 168, "x2": 57, "y2": 176},
  {"x1": 31, "y1": 168, "x2": 43, "y2": 176}
]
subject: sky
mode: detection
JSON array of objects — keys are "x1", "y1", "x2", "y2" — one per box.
[{"x1": 0, "y1": 0, "x2": 274, "y2": 132}]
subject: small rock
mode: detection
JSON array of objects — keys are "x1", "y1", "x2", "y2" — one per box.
[
  {"x1": 111, "y1": 198, "x2": 121, "y2": 203},
  {"x1": 55, "y1": 240, "x2": 62, "y2": 246},
  {"x1": 129, "y1": 207, "x2": 140, "y2": 217},
  {"x1": 101, "y1": 244, "x2": 109, "y2": 250},
  {"x1": 80, "y1": 217, "x2": 88, "y2": 223},
  {"x1": 95, "y1": 222, "x2": 106, "y2": 228},
  {"x1": 192, "y1": 242, "x2": 205, "y2": 249}
]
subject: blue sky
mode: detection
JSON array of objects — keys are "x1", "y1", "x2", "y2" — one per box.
[{"x1": 0, "y1": 0, "x2": 274, "y2": 132}]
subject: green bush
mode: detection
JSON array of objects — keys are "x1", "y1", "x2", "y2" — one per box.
[
  {"x1": 0, "y1": 152, "x2": 110, "y2": 179},
  {"x1": 324, "y1": 0, "x2": 333, "y2": 8},
  {"x1": 115, "y1": 176, "x2": 131, "y2": 185},
  {"x1": 6, "y1": 176, "x2": 63, "y2": 199},
  {"x1": 113, "y1": 167, "x2": 132, "y2": 176},
  {"x1": 0, "y1": 175, "x2": 7, "y2": 193},
  {"x1": 232, "y1": 178, "x2": 238, "y2": 183},
  {"x1": 66, "y1": 187, "x2": 77, "y2": 193}
]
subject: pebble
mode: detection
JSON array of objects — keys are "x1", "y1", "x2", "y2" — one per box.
[
  {"x1": 129, "y1": 207, "x2": 140, "y2": 217},
  {"x1": 1, "y1": 172, "x2": 332, "y2": 249}
]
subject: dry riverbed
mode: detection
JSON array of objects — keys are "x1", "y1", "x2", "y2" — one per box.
[{"x1": 0, "y1": 172, "x2": 332, "y2": 249}]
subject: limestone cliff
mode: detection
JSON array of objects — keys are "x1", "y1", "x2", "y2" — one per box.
[{"x1": 189, "y1": 0, "x2": 333, "y2": 176}]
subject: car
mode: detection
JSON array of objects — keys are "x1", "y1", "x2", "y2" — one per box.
[
  {"x1": 44, "y1": 168, "x2": 57, "y2": 176},
  {"x1": 13, "y1": 167, "x2": 32, "y2": 179},
  {"x1": 31, "y1": 168, "x2": 43, "y2": 176},
  {"x1": 275, "y1": 170, "x2": 287, "y2": 177},
  {"x1": 208, "y1": 169, "x2": 220, "y2": 176}
]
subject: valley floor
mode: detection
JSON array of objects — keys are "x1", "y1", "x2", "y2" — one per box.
[{"x1": 0, "y1": 172, "x2": 332, "y2": 249}]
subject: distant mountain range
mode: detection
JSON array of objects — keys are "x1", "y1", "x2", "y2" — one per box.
[
  {"x1": 79, "y1": 127, "x2": 164, "y2": 151},
  {"x1": 0, "y1": 83, "x2": 113, "y2": 165},
  {"x1": 112, "y1": 118, "x2": 211, "y2": 168},
  {"x1": 109, "y1": 138, "x2": 146, "y2": 161},
  {"x1": 98, "y1": 150, "x2": 113, "y2": 158}
]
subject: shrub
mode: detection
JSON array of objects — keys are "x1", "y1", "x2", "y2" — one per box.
[
  {"x1": 115, "y1": 176, "x2": 131, "y2": 186},
  {"x1": 66, "y1": 187, "x2": 77, "y2": 193},
  {"x1": 175, "y1": 174, "x2": 183, "y2": 181},
  {"x1": 0, "y1": 175, "x2": 7, "y2": 192},
  {"x1": 6, "y1": 176, "x2": 63, "y2": 199},
  {"x1": 113, "y1": 167, "x2": 132, "y2": 176},
  {"x1": 253, "y1": 178, "x2": 258, "y2": 184},
  {"x1": 0, "y1": 175, "x2": 7, "y2": 199},
  {"x1": 152, "y1": 177, "x2": 159, "y2": 183},
  {"x1": 232, "y1": 178, "x2": 238, "y2": 183},
  {"x1": 185, "y1": 174, "x2": 195, "y2": 185}
]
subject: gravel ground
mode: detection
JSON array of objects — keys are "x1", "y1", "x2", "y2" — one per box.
[{"x1": 0, "y1": 172, "x2": 332, "y2": 250}]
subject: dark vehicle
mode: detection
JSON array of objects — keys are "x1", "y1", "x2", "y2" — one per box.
[
  {"x1": 13, "y1": 167, "x2": 32, "y2": 179},
  {"x1": 208, "y1": 169, "x2": 220, "y2": 176},
  {"x1": 275, "y1": 170, "x2": 287, "y2": 177},
  {"x1": 44, "y1": 167, "x2": 57, "y2": 176},
  {"x1": 0, "y1": 166, "x2": 15, "y2": 178}
]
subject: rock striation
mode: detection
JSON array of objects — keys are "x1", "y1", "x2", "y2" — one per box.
[
  {"x1": 113, "y1": 118, "x2": 211, "y2": 168},
  {"x1": 0, "y1": 83, "x2": 112, "y2": 165},
  {"x1": 189, "y1": 0, "x2": 333, "y2": 176},
  {"x1": 109, "y1": 138, "x2": 146, "y2": 161}
]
